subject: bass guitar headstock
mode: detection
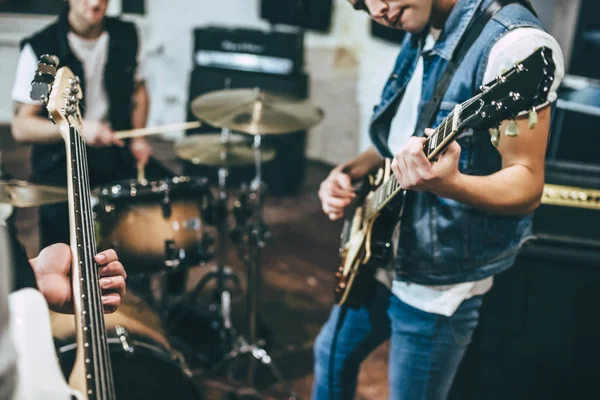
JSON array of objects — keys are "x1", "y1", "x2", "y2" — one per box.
[{"x1": 30, "y1": 54, "x2": 83, "y2": 140}]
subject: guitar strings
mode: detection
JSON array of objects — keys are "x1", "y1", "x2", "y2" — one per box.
[
  {"x1": 79, "y1": 132, "x2": 116, "y2": 398},
  {"x1": 76, "y1": 131, "x2": 115, "y2": 399},
  {"x1": 79, "y1": 132, "x2": 116, "y2": 399},
  {"x1": 73, "y1": 130, "x2": 103, "y2": 398}
]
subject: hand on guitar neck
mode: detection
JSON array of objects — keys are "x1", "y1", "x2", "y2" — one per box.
[
  {"x1": 30, "y1": 244, "x2": 127, "y2": 315},
  {"x1": 390, "y1": 128, "x2": 462, "y2": 196}
]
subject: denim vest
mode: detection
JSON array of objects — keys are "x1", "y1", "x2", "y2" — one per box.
[{"x1": 369, "y1": 0, "x2": 544, "y2": 285}]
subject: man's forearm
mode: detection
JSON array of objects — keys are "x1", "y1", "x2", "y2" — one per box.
[
  {"x1": 339, "y1": 147, "x2": 383, "y2": 181},
  {"x1": 436, "y1": 165, "x2": 544, "y2": 216},
  {"x1": 131, "y1": 82, "x2": 149, "y2": 129},
  {"x1": 11, "y1": 114, "x2": 62, "y2": 143}
]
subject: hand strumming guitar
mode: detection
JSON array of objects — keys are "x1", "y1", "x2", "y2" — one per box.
[
  {"x1": 319, "y1": 147, "x2": 384, "y2": 221},
  {"x1": 319, "y1": 167, "x2": 356, "y2": 221},
  {"x1": 30, "y1": 244, "x2": 127, "y2": 314}
]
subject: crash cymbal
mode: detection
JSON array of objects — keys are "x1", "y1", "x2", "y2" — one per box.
[
  {"x1": 190, "y1": 88, "x2": 324, "y2": 135},
  {"x1": 174, "y1": 133, "x2": 276, "y2": 166},
  {"x1": 0, "y1": 180, "x2": 67, "y2": 207}
]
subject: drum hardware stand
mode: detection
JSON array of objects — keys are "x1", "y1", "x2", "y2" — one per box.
[
  {"x1": 206, "y1": 134, "x2": 298, "y2": 400},
  {"x1": 168, "y1": 127, "x2": 242, "y2": 357}
]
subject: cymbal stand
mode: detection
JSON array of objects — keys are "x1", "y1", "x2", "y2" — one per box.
[
  {"x1": 168, "y1": 127, "x2": 241, "y2": 356},
  {"x1": 209, "y1": 134, "x2": 298, "y2": 400}
]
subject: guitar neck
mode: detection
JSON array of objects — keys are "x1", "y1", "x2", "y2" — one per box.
[
  {"x1": 65, "y1": 126, "x2": 115, "y2": 400},
  {"x1": 365, "y1": 105, "x2": 462, "y2": 220}
]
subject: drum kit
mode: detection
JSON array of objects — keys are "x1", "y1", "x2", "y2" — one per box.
[{"x1": 1, "y1": 87, "x2": 324, "y2": 399}]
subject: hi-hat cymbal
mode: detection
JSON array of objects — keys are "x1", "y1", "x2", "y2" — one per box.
[
  {"x1": 0, "y1": 180, "x2": 67, "y2": 207},
  {"x1": 190, "y1": 88, "x2": 324, "y2": 135},
  {"x1": 175, "y1": 133, "x2": 276, "y2": 167}
]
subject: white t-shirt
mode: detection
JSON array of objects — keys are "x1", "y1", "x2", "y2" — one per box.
[
  {"x1": 12, "y1": 29, "x2": 145, "y2": 124},
  {"x1": 386, "y1": 27, "x2": 565, "y2": 317}
]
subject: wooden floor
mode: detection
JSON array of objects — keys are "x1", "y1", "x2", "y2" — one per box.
[{"x1": 0, "y1": 126, "x2": 390, "y2": 399}]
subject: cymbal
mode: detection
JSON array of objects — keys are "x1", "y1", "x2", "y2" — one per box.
[
  {"x1": 174, "y1": 133, "x2": 276, "y2": 166},
  {"x1": 0, "y1": 180, "x2": 67, "y2": 207},
  {"x1": 190, "y1": 88, "x2": 324, "y2": 135}
]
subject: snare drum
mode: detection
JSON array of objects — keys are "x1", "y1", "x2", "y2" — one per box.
[
  {"x1": 51, "y1": 292, "x2": 201, "y2": 400},
  {"x1": 93, "y1": 176, "x2": 214, "y2": 274}
]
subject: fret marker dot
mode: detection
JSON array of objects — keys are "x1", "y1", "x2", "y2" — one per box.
[
  {"x1": 87, "y1": 374, "x2": 91, "y2": 379},
  {"x1": 88, "y1": 390, "x2": 93, "y2": 395},
  {"x1": 84, "y1": 343, "x2": 89, "y2": 348},
  {"x1": 86, "y1": 358, "x2": 90, "y2": 364}
]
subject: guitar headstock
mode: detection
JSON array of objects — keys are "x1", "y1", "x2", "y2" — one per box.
[
  {"x1": 458, "y1": 46, "x2": 556, "y2": 132},
  {"x1": 30, "y1": 54, "x2": 83, "y2": 140}
]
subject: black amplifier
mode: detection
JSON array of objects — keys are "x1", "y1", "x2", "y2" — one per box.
[
  {"x1": 532, "y1": 161, "x2": 600, "y2": 248},
  {"x1": 192, "y1": 26, "x2": 304, "y2": 75}
]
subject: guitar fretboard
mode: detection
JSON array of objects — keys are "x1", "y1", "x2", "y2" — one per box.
[{"x1": 68, "y1": 126, "x2": 116, "y2": 400}]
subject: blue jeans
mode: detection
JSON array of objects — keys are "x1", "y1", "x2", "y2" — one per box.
[{"x1": 312, "y1": 282, "x2": 483, "y2": 400}]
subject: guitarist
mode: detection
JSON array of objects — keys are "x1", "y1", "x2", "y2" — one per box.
[
  {"x1": 313, "y1": 0, "x2": 564, "y2": 398},
  {"x1": 10, "y1": 0, "x2": 153, "y2": 249}
]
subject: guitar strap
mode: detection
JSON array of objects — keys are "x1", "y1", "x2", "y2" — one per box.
[{"x1": 413, "y1": 0, "x2": 535, "y2": 138}]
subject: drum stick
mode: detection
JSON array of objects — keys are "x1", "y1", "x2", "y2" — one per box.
[
  {"x1": 114, "y1": 121, "x2": 202, "y2": 140},
  {"x1": 137, "y1": 162, "x2": 145, "y2": 182}
]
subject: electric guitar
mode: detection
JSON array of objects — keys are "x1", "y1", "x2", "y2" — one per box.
[
  {"x1": 334, "y1": 46, "x2": 556, "y2": 307},
  {"x1": 10, "y1": 55, "x2": 116, "y2": 399}
]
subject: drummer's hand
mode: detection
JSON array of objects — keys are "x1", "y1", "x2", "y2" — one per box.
[
  {"x1": 30, "y1": 244, "x2": 127, "y2": 314},
  {"x1": 82, "y1": 120, "x2": 125, "y2": 147},
  {"x1": 130, "y1": 137, "x2": 153, "y2": 167}
]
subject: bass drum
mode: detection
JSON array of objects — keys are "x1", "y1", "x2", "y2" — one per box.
[{"x1": 50, "y1": 291, "x2": 201, "y2": 400}]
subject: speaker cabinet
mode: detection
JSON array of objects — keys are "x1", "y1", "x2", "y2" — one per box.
[
  {"x1": 185, "y1": 66, "x2": 309, "y2": 195},
  {"x1": 449, "y1": 241, "x2": 600, "y2": 400},
  {"x1": 260, "y1": 0, "x2": 333, "y2": 32},
  {"x1": 122, "y1": 0, "x2": 145, "y2": 14}
]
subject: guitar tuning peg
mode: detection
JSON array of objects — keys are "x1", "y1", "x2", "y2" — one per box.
[
  {"x1": 490, "y1": 127, "x2": 500, "y2": 147},
  {"x1": 505, "y1": 119, "x2": 519, "y2": 137},
  {"x1": 528, "y1": 107, "x2": 538, "y2": 129}
]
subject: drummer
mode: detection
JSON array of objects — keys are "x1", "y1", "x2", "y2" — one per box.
[{"x1": 10, "y1": 0, "x2": 152, "y2": 248}]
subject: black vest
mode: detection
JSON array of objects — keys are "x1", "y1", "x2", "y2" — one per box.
[{"x1": 21, "y1": 11, "x2": 138, "y2": 186}]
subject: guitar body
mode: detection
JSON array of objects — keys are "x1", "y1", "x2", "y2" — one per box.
[
  {"x1": 9, "y1": 288, "x2": 81, "y2": 400},
  {"x1": 334, "y1": 167, "x2": 406, "y2": 307}
]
